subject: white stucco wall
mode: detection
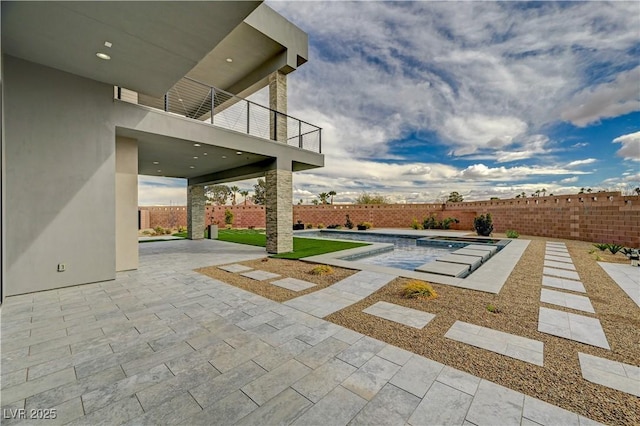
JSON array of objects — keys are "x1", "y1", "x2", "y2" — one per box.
[
  {"x1": 4, "y1": 56, "x2": 116, "y2": 295},
  {"x1": 115, "y1": 136, "x2": 138, "y2": 272}
]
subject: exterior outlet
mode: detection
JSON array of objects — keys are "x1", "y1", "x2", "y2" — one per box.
[{"x1": 57, "y1": 263, "x2": 66, "y2": 272}]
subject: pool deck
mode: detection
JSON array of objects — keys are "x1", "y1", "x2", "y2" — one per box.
[
  {"x1": 0, "y1": 239, "x2": 605, "y2": 425},
  {"x1": 301, "y1": 229, "x2": 529, "y2": 294}
]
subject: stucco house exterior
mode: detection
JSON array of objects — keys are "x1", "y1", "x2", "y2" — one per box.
[{"x1": 1, "y1": 1, "x2": 324, "y2": 300}]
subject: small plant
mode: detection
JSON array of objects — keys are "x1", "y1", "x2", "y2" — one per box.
[
  {"x1": 621, "y1": 247, "x2": 635, "y2": 257},
  {"x1": 402, "y1": 280, "x2": 438, "y2": 300},
  {"x1": 486, "y1": 304, "x2": 501, "y2": 314},
  {"x1": 422, "y1": 213, "x2": 438, "y2": 230},
  {"x1": 317, "y1": 223, "x2": 325, "y2": 229},
  {"x1": 345, "y1": 215, "x2": 354, "y2": 229},
  {"x1": 224, "y1": 209, "x2": 234, "y2": 226},
  {"x1": 607, "y1": 243, "x2": 624, "y2": 255},
  {"x1": 309, "y1": 265, "x2": 333, "y2": 275},
  {"x1": 177, "y1": 225, "x2": 187, "y2": 233},
  {"x1": 505, "y1": 230, "x2": 520, "y2": 238},
  {"x1": 153, "y1": 226, "x2": 165, "y2": 235},
  {"x1": 248, "y1": 225, "x2": 255, "y2": 230},
  {"x1": 357, "y1": 222, "x2": 373, "y2": 230},
  {"x1": 593, "y1": 243, "x2": 608, "y2": 251},
  {"x1": 440, "y1": 217, "x2": 457, "y2": 230},
  {"x1": 306, "y1": 223, "x2": 313, "y2": 229},
  {"x1": 411, "y1": 218, "x2": 423, "y2": 230},
  {"x1": 474, "y1": 213, "x2": 493, "y2": 236}
]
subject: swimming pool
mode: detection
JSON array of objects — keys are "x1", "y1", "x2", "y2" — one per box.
[{"x1": 299, "y1": 231, "x2": 457, "y2": 270}]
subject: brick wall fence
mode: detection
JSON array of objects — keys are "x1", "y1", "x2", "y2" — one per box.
[{"x1": 139, "y1": 191, "x2": 640, "y2": 247}]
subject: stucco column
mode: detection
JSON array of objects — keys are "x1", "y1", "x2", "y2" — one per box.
[
  {"x1": 187, "y1": 184, "x2": 205, "y2": 240},
  {"x1": 265, "y1": 168, "x2": 293, "y2": 253},
  {"x1": 269, "y1": 70, "x2": 287, "y2": 143}
]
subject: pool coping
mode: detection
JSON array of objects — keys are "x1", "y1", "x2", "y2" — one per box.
[{"x1": 296, "y1": 230, "x2": 529, "y2": 294}]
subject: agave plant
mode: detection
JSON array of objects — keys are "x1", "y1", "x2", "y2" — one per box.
[{"x1": 607, "y1": 244, "x2": 624, "y2": 255}]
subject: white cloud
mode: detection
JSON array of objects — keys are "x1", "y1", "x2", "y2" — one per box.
[
  {"x1": 138, "y1": 176, "x2": 186, "y2": 206},
  {"x1": 613, "y1": 131, "x2": 640, "y2": 162},
  {"x1": 458, "y1": 163, "x2": 588, "y2": 181},
  {"x1": 566, "y1": 158, "x2": 597, "y2": 167},
  {"x1": 561, "y1": 177, "x2": 579, "y2": 183}
]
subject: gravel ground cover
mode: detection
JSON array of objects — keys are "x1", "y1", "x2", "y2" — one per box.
[{"x1": 196, "y1": 234, "x2": 638, "y2": 425}]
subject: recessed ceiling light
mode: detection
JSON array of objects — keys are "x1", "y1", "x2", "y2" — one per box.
[
  {"x1": 203, "y1": 152, "x2": 208, "y2": 156},
  {"x1": 153, "y1": 161, "x2": 159, "y2": 165},
  {"x1": 96, "y1": 52, "x2": 111, "y2": 60},
  {"x1": 157, "y1": 169, "x2": 162, "y2": 172},
  {"x1": 226, "y1": 58, "x2": 233, "y2": 63},
  {"x1": 222, "y1": 155, "x2": 227, "y2": 159},
  {"x1": 189, "y1": 166, "x2": 195, "y2": 169},
  {"x1": 193, "y1": 156, "x2": 198, "y2": 159},
  {"x1": 104, "y1": 41, "x2": 112, "y2": 48},
  {"x1": 194, "y1": 143, "x2": 200, "y2": 147},
  {"x1": 236, "y1": 151, "x2": 242, "y2": 155}
]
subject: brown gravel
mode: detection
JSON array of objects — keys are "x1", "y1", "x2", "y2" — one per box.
[
  {"x1": 196, "y1": 258, "x2": 357, "y2": 302},
  {"x1": 196, "y1": 236, "x2": 639, "y2": 425}
]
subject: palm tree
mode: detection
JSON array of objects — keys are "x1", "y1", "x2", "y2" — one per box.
[
  {"x1": 318, "y1": 192, "x2": 329, "y2": 204},
  {"x1": 535, "y1": 189, "x2": 540, "y2": 197},
  {"x1": 230, "y1": 185, "x2": 240, "y2": 205},
  {"x1": 240, "y1": 190, "x2": 249, "y2": 205},
  {"x1": 635, "y1": 187, "x2": 640, "y2": 196},
  {"x1": 541, "y1": 188, "x2": 547, "y2": 197},
  {"x1": 579, "y1": 187, "x2": 585, "y2": 194},
  {"x1": 328, "y1": 190, "x2": 337, "y2": 204},
  {"x1": 521, "y1": 192, "x2": 526, "y2": 198},
  {"x1": 586, "y1": 188, "x2": 592, "y2": 193}
]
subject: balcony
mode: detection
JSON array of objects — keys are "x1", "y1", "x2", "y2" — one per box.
[{"x1": 116, "y1": 77, "x2": 321, "y2": 153}]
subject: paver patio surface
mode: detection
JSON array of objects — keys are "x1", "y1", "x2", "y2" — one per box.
[
  {"x1": 578, "y1": 353, "x2": 640, "y2": 397},
  {"x1": 362, "y1": 301, "x2": 436, "y2": 329},
  {"x1": 598, "y1": 262, "x2": 640, "y2": 308},
  {"x1": 0, "y1": 240, "x2": 606, "y2": 425}
]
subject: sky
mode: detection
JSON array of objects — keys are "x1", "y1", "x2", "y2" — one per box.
[{"x1": 139, "y1": 1, "x2": 640, "y2": 205}]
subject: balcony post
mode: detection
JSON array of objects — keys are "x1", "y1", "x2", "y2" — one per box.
[
  {"x1": 210, "y1": 88, "x2": 214, "y2": 124},
  {"x1": 298, "y1": 121, "x2": 302, "y2": 149},
  {"x1": 247, "y1": 102, "x2": 250, "y2": 135},
  {"x1": 164, "y1": 93, "x2": 169, "y2": 112},
  {"x1": 269, "y1": 70, "x2": 287, "y2": 143}
]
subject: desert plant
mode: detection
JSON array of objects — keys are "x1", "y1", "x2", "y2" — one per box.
[
  {"x1": 486, "y1": 304, "x2": 501, "y2": 314},
  {"x1": 154, "y1": 226, "x2": 165, "y2": 235},
  {"x1": 345, "y1": 215, "x2": 354, "y2": 229},
  {"x1": 607, "y1": 243, "x2": 624, "y2": 255},
  {"x1": 357, "y1": 222, "x2": 372, "y2": 230},
  {"x1": 622, "y1": 247, "x2": 634, "y2": 257},
  {"x1": 593, "y1": 243, "x2": 608, "y2": 251},
  {"x1": 309, "y1": 265, "x2": 333, "y2": 275},
  {"x1": 402, "y1": 280, "x2": 437, "y2": 299},
  {"x1": 422, "y1": 213, "x2": 438, "y2": 230},
  {"x1": 305, "y1": 223, "x2": 313, "y2": 229},
  {"x1": 474, "y1": 213, "x2": 493, "y2": 236},
  {"x1": 224, "y1": 209, "x2": 234, "y2": 226},
  {"x1": 177, "y1": 225, "x2": 187, "y2": 233},
  {"x1": 411, "y1": 218, "x2": 423, "y2": 230},
  {"x1": 440, "y1": 217, "x2": 457, "y2": 230},
  {"x1": 317, "y1": 223, "x2": 325, "y2": 229},
  {"x1": 505, "y1": 230, "x2": 520, "y2": 238}
]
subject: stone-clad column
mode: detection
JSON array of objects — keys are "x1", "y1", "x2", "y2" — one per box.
[
  {"x1": 269, "y1": 70, "x2": 287, "y2": 143},
  {"x1": 265, "y1": 168, "x2": 293, "y2": 253},
  {"x1": 187, "y1": 184, "x2": 205, "y2": 240}
]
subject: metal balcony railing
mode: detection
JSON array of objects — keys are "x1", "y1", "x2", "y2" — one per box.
[{"x1": 116, "y1": 77, "x2": 322, "y2": 153}]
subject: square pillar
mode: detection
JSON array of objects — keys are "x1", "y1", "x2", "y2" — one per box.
[
  {"x1": 187, "y1": 184, "x2": 205, "y2": 240},
  {"x1": 265, "y1": 169, "x2": 293, "y2": 253},
  {"x1": 269, "y1": 70, "x2": 287, "y2": 143}
]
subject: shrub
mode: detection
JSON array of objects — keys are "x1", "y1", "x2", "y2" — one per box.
[
  {"x1": 607, "y1": 243, "x2": 624, "y2": 255},
  {"x1": 317, "y1": 223, "x2": 325, "y2": 229},
  {"x1": 345, "y1": 215, "x2": 354, "y2": 229},
  {"x1": 357, "y1": 222, "x2": 373, "y2": 230},
  {"x1": 248, "y1": 225, "x2": 255, "y2": 230},
  {"x1": 402, "y1": 280, "x2": 437, "y2": 300},
  {"x1": 177, "y1": 225, "x2": 187, "y2": 233},
  {"x1": 422, "y1": 213, "x2": 438, "y2": 230},
  {"x1": 309, "y1": 265, "x2": 333, "y2": 275},
  {"x1": 411, "y1": 218, "x2": 423, "y2": 230},
  {"x1": 505, "y1": 230, "x2": 520, "y2": 238},
  {"x1": 224, "y1": 209, "x2": 234, "y2": 226},
  {"x1": 440, "y1": 217, "x2": 457, "y2": 230},
  {"x1": 153, "y1": 226, "x2": 165, "y2": 235},
  {"x1": 474, "y1": 213, "x2": 493, "y2": 236},
  {"x1": 486, "y1": 304, "x2": 501, "y2": 314},
  {"x1": 593, "y1": 243, "x2": 608, "y2": 251},
  {"x1": 305, "y1": 223, "x2": 313, "y2": 229}
]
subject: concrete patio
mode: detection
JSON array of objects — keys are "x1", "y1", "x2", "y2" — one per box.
[{"x1": 1, "y1": 239, "x2": 605, "y2": 425}]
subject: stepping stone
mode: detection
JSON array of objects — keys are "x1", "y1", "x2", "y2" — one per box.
[
  {"x1": 542, "y1": 276, "x2": 586, "y2": 293},
  {"x1": 546, "y1": 242, "x2": 566, "y2": 248},
  {"x1": 463, "y1": 244, "x2": 497, "y2": 254},
  {"x1": 546, "y1": 248, "x2": 570, "y2": 255},
  {"x1": 451, "y1": 248, "x2": 490, "y2": 261},
  {"x1": 414, "y1": 262, "x2": 469, "y2": 278},
  {"x1": 544, "y1": 254, "x2": 573, "y2": 263},
  {"x1": 271, "y1": 278, "x2": 316, "y2": 292},
  {"x1": 435, "y1": 254, "x2": 482, "y2": 270},
  {"x1": 543, "y1": 267, "x2": 580, "y2": 281},
  {"x1": 538, "y1": 307, "x2": 609, "y2": 349},
  {"x1": 218, "y1": 264, "x2": 253, "y2": 273},
  {"x1": 544, "y1": 260, "x2": 577, "y2": 271},
  {"x1": 540, "y1": 288, "x2": 595, "y2": 313},
  {"x1": 241, "y1": 270, "x2": 281, "y2": 281},
  {"x1": 445, "y1": 321, "x2": 543, "y2": 366},
  {"x1": 578, "y1": 353, "x2": 640, "y2": 397},
  {"x1": 363, "y1": 301, "x2": 435, "y2": 329}
]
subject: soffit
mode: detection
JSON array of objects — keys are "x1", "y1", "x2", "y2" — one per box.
[{"x1": 1, "y1": 1, "x2": 261, "y2": 96}]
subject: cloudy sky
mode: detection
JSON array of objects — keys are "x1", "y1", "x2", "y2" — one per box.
[{"x1": 139, "y1": 1, "x2": 639, "y2": 205}]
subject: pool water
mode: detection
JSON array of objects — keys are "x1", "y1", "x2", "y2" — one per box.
[{"x1": 300, "y1": 231, "x2": 456, "y2": 270}]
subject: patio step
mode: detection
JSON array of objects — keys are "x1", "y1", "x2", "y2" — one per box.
[
  {"x1": 462, "y1": 244, "x2": 498, "y2": 254},
  {"x1": 436, "y1": 254, "x2": 482, "y2": 271},
  {"x1": 415, "y1": 261, "x2": 469, "y2": 278},
  {"x1": 452, "y1": 248, "x2": 491, "y2": 261}
]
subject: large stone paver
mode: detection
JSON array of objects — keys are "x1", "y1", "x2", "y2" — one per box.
[
  {"x1": 219, "y1": 263, "x2": 254, "y2": 273},
  {"x1": 241, "y1": 270, "x2": 281, "y2": 281},
  {"x1": 445, "y1": 321, "x2": 544, "y2": 366},
  {"x1": 598, "y1": 262, "x2": 640, "y2": 308},
  {"x1": 542, "y1": 275, "x2": 586, "y2": 293},
  {"x1": 579, "y1": 353, "x2": 640, "y2": 397},
  {"x1": 363, "y1": 301, "x2": 435, "y2": 329},
  {"x1": 540, "y1": 288, "x2": 595, "y2": 313},
  {"x1": 543, "y1": 267, "x2": 580, "y2": 281},
  {"x1": 538, "y1": 307, "x2": 610, "y2": 349},
  {"x1": 544, "y1": 260, "x2": 577, "y2": 271},
  {"x1": 0, "y1": 239, "x2": 607, "y2": 425},
  {"x1": 271, "y1": 277, "x2": 316, "y2": 292}
]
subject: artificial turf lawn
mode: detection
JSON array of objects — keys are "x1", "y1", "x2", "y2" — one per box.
[{"x1": 174, "y1": 229, "x2": 367, "y2": 259}]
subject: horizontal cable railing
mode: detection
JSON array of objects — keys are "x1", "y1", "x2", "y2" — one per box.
[{"x1": 118, "y1": 77, "x2": 322, "y2": 154}]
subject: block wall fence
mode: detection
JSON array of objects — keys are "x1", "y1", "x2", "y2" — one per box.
[{"x1": 139, "y1": 192, "x2": 640, "y2": 247}]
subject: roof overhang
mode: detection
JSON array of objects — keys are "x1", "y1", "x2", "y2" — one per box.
[{"x1": 1, "y1": 1, "x2": 262, "y2": 96}]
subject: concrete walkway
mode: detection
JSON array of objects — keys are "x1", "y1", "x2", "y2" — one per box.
[{"x1": 1, "y1": 240, "x2": 604, "y2": 425}]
